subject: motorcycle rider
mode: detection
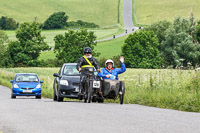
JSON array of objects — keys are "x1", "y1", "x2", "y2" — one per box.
[
  {"x1": 76, "y1": 47, "x2": 101, "y2": 96},
  {"x1": 98, "y1": 56, "x2": 126, "y2": 80}
]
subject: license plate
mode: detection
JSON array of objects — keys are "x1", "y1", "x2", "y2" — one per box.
[
  {"x1": 74, "y1": 88, "x2": 79, "y2": 92},
  {"x1": 23, "y1": 90, "x2": 32, "y2": 93},
  {"x1": 93, "y1": 81, "x2": 100, "y2": 88}
]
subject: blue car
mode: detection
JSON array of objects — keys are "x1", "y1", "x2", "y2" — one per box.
[{"x1": 10, "y1": 73, "x2": 43, "y2": 99}]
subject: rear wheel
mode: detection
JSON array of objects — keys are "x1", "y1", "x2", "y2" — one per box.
[{"x1": 36, "y1": 95, "x2": 41, "y2": 99}]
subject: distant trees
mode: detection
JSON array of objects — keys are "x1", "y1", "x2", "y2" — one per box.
[
  {"x1": 54, "y1": 29, "x2": 100, "y2": 64},
  {"x1": 0, "y1": 16, "x2": 18, "y2": 30},
  {"x1": 43, "y1": 12, "x2": 68, "y2": 29},
  {"x1": 7, "y1": 22, "x2": 49, "y2": 67}
]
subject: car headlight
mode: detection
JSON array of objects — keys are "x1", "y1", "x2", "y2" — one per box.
[
  {"x1": 36, "y1": 84, "x2": 41, "y2": 89},
  {"x1": 13, "y1": 84, "x2": 19, "y2": 88},
  {"x1": 89, "y1": 68, "x2": 93, "y2": 72},
  {"x1": 60, "y1": 80, "x2": 69, "y2": 86}
]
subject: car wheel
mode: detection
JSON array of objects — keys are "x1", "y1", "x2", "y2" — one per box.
[
  {"x1": 57, "y1": 90, "x2": 63, "y2": 102},
  {"x1": 11, "y1": 93, "x2": 16, "y2": 99},
  {"x1": 36, "y1": 95, "x2": 41, "y2": 99},
  {"x1": 53, "y1": 89, "x2": 57, "y2": 101}
]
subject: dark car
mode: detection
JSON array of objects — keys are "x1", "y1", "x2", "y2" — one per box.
[
  {"x1": 10, "y1": 73, "x2": 43, "y2": 99},
  {"x1": 53, "y1": 63, "x2": 80, "y2": 102}
]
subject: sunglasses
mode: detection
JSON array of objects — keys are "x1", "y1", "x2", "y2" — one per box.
[{"x1": 85, "y1": 52, "x2": 91, "y2": 54}]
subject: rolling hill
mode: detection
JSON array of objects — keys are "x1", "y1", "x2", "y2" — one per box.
[{"x1": 0, "y1": 0, "x2": 119, "y2": 27}]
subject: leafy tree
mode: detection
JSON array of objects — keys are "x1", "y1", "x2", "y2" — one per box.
[
  {"x1": 0, "y1": 30, "x2": 13, "y2": 67},
  {"x1": 43, "y1": 12, "x2": 68, "y2": 29},
  {"x1": 0, "y1": 16, "x2": 18, "y2": 30},
  {"x1": 7, "y1": 22, "x2": 49, "y2": 66},
  {"x1": 144, "y1": 20, "x2": 171, "y2": 44},
  {"x1": 122, "y1": 31, "x2": 162, "y2": 68},
  {"x1": 161, "y1": 17, "x2": 200, "y2": 67},
  {"x1": 54, "y1": 29, "x2": 100, "y2": 64}
]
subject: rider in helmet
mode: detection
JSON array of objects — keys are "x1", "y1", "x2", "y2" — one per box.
[
  {"x1": 98, "y1": 56, "x2": 126, "y2": 80},
  {"x1": 76, "y1": 47, "x2": 101, "y2": 95}
]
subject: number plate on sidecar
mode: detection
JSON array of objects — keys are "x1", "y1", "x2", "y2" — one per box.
[{"x1": 93, "y1": 81, "x2": 100, "y2": 88}]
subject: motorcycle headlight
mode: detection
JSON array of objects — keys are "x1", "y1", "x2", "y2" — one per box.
[
  {"x1": 60, "y1": 80, "x2": 69, "y2": 86},
  {"x1": 36, "y1": 84, "x2": 41, "y2": 89},
  {"x1": 13, "y1": 84, "x2": 19, "y2": 88},
  {"x1": 89, "y1": 68, "x2": 93, "y2": 72}
]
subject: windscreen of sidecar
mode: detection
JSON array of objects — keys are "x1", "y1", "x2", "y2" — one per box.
[
  {"x1": 63, "y1": 65, "x2": 80, "y2": 76},
  {"x1": 15, "y1": 74, "x2": 39, "y2": 82}
]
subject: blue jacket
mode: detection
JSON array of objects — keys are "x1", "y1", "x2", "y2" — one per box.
[{"x1": 98, "y1": 63, "x2": 126, "y2": 80}]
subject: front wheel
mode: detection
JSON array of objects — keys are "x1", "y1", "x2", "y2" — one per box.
[
  {"x1": 53, "y1": 88, "x2": 57, "y2": 101},
  {"x1": 11, "y1": 93, "x2": 16, "y2": 99},
  {"x1": 87, "y1": 80, "x2": 93, "y2": 103},
  {"x1": 36, "y1": 95, "x2": 41, "y2": 99}
]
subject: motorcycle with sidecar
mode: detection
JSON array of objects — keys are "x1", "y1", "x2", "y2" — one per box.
[{"x1": 79, "y1": 67, "x2": 125, "y2": 104}]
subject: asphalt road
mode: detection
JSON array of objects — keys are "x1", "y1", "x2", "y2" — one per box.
[
  {"x1": 96, "y1": 0, "x2": 138, "y2": 42},
  {"x1": 1, "y1": 85, "x2": 200, "y2": 133}
]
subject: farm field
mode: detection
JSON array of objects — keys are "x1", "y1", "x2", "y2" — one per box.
[
  {"x1": 5, "y1": 28, "x2": 125, "y2": 47},
  {"x1": 0, "y1": 0, "x2": 119, "y2": 27},
  {"x1": 1, "y1": 67, "x2": 200, "y2": 112},
  {"x1": 133, "y1": 0, "x2": 200, "y2": 25}
]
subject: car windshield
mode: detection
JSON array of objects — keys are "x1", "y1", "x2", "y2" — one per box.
[
  {"x1": 63, "y1": 65, "x2": 80, "y2": 76},
  {"x1": 15, "y1": 74, "x2": 39, "y2": 82}
]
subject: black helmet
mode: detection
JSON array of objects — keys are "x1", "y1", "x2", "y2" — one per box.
[{"x1": 83, "y1": 47, "x2": 92, "y2": 53}]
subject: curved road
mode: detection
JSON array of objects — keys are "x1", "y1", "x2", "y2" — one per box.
[
  {"x1": 97, "y1": 0, "x2": 138, "y2": 42},
  {"x1": 1, "y1": 85, "x2": 200, "y2": 133}
]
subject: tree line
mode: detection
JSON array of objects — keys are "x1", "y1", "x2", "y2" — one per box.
[{"x1": 0, "y1": 12, "x2": 99, "y2": 30}]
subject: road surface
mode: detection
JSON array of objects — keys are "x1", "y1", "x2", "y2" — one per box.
[
  {"x1": 0, "y1": 85, "x2": 200, "y2": 133},
  {"x1": 96, "y1": 0, "x2": 138, "y2": 42}
]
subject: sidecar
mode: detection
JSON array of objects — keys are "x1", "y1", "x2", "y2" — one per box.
[{"x1": 97, "y1": 79, "x2": 125, "y2": 104}]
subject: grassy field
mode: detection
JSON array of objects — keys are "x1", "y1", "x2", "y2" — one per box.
[
  {"x1": 0, "y1": 0, "x2": 119, "y2": 27},
  {"x1": 5, "y1": 28, "x2": 125, "y2": 47},
  {"x1": 133, "y1": 0, "x2": 200, "y2": 25},
  {"x1": 1, "y1": 68, "x2": 200, "y2": 112}
]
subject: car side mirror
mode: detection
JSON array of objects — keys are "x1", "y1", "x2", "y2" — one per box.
[
  {"x1": 53, "y1": 73, "x2": 59, "y2": 77},
  {"x1": 40, "y1": 81, "x2": 43, "y2": 83},
  {"x1": 10, "y1": 80, "x2": 13, "y2": 83}
]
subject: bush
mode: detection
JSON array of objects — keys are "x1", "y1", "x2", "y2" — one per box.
[
  {"x1": 122, "y1": 30, "x2": 162, "y2": 68},
  {"x1": 43, "y1": 12, "x2": 68, "y2": 29},
  {"x1": 0, "y1": 16, "x2": 18, "y2": 30},
  {"x1": 67, "y1": 20, "x2": 99, "y2": 28}
]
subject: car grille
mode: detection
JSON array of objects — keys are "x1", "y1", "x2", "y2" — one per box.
[
  {"x1": 72, "y1": 83, "x2": 80, "y2": 86},
  {"x1": 21, "y1": 88, "x2": 34, "y2": 90}
]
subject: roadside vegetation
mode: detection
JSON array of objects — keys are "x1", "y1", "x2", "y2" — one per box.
[{"x1": 1, "y1": 68, "x2": 200, "y2": 112}]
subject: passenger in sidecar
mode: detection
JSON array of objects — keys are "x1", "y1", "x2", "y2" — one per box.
[{"x1": 97, "y1": 56, "x2": 126, "y2": 104}]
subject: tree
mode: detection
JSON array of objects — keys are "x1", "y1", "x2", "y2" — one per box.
[
  {"x1": 122, "y1": 30, "x2": 162, "y2": 68},
  {"x1": 0, "y1": 16, "x2": 18, "y2": 30},
  {"x1": 161, "y1": 17, "x2": 200, "y2": 67},
  {"x1": 0, "y1": 30, "x2": 13, "y2": 67},
  {"x1": 7, "y1": 22, "x2": 49, "y2": 66},
  {"x1": 144, "y1": 20, "x2": 171, "y2": 44},
  {"x1": 54, "y1": 29, "x2": 100, "y2": 64},
  {"x1": 43, "y1": 12, "x2": 68, "y2": 29}
]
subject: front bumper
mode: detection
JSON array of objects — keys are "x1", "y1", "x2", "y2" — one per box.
[
  {"x1": 12, "y1": 88, "x2": 41, "y2": 96},
  {"x1": 59, "y1": 85, "x2": 79, "y2": 99}
]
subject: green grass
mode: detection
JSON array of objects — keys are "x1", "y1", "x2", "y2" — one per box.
[
  {"x1": 133, "y1": 0, "x2": 200, "y2": 25},
  {"x1": 1, "y1": 68, "x2": 200, "y2": 112},
  {"x1": 38, "y1": 50, "x2": 56, "y2": 60},
  {"x1": 0, "y1": 0, "x2": 119, "y2": 28},
  {"x1": 5, "y1": 28, "x2": 125, "y2": 47},
  {"x1": 95, "y1": 35, "x2": 128, "y2": 59}
]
